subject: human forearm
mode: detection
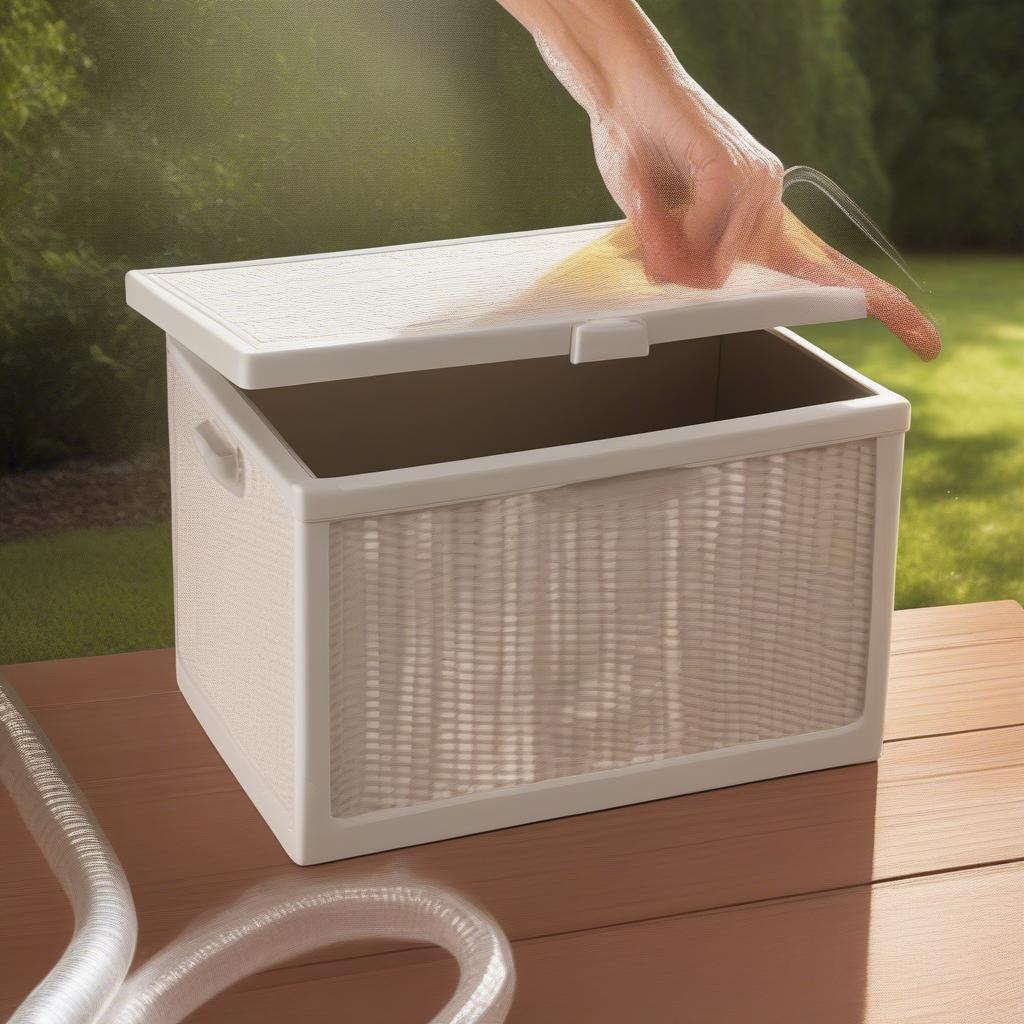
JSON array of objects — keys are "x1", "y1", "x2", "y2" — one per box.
[{"x1": 495, "y1": 0, "x2": 682, "y2": 113}]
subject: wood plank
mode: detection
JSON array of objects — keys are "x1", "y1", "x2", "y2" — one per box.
[
  {"x1": 184, "y1": 861, "x2": 1024, "y2": 1024},
  {"x1": 3, "y1": 602, "x2": 1022, "y2": 1017},
  {"x1": 0, "y1": 648, "x2": 177, "y2": 708},
  {"x1": 887, "y1": 637, "x2": 1024, "y2": 740},
  {"x1": 890, "y1": 600, "x2": 1024, "y2": 654},
  {"x1": 20, "y1": 690, "x2": 221, "y2": 783},
  {"x1": 3, "y1": 723, "x2": 1021, "y2": 1014},
  {"x1": 886, "y1": 600, "x2": 1024, "y2": 740}
]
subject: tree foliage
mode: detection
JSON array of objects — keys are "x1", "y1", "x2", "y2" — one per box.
[{"x1": 849, "y1": 0, "x2": 1024, "y2": 248}]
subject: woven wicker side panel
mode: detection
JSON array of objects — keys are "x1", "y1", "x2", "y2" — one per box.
[
  {"x1": 329, "y1": 440, "x2": 876, "y2": 819},
  {"x1": 168, "y1": 359, "x2": 295, "y2": 813}
]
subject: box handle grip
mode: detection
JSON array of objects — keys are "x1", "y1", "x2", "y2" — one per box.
[{"x1": 193, "y1": 420, "x2": 245, "y2": 497}]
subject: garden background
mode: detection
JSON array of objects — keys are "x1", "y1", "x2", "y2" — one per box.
[{"x1": 1, "y1": 0, "x2": 1022, "y2": 661}]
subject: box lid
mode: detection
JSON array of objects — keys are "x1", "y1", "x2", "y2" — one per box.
[{"x1": 126, "y1": 220, "x2": 866, "y2": 390}]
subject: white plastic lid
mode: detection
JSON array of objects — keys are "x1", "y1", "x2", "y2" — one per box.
[{"x1": 126, "y1": 220, "x2": 866, "y2": 390}]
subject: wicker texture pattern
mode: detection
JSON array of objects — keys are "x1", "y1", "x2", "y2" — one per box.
[
  {"x1": 151, "y1": 226, "x2": 850, "y2": 348},
  {"x1": 168, "y1": 360, "x2": 295, "y2": 813},
  {"x1": 329, "y1": 440, "x2": 877, "y2": 819}
]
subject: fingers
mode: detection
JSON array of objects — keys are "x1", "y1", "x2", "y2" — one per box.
[
  {"x1": 628, "y1": 151, "x2": 781, "y2": 291},
  {"x1": 630, "y1": 194, "x2": 698, "y2": 285},
  {"x1": 860, "y1": 272, "x2": 942, "y2": 361},
  {"x1": 623, "y1": 145, "x2": 940, "y2": 360},
  {"x1": 757, "y1": 210, "x2": 941, "y2": 361},
  {"x1": 629, "y1": 173, "x2": 728, "y2": 289},
  {"x1": 677, "y1": 154, "x2": 783, "y2": 290},
  {"x1": 630, "y1": 186, "x2": 740, "y2": 290}
]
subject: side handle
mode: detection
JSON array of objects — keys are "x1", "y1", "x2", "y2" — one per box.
[{"x1": 192, "y1": 419, "x2": 245, "y2": 497}]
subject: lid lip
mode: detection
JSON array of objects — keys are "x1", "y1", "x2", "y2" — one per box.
[
  {"x1": 128, "y1": 219, "x2": 867, "y2": 390},
  {"x1": 127, "y1": 268, "x2": 256, "y2": 386},
  {"x1": 129, "y1": 219, "x2": 627, "y2": 278}
]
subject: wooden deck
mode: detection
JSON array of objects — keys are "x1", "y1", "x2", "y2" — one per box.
[{"x1": 2, "y1": 600, "x2": 1022, "y2": 1022}]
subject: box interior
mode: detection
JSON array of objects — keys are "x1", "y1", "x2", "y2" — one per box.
[{"x1": 240, "y1": 329, "x2": 872, "y2": 479}]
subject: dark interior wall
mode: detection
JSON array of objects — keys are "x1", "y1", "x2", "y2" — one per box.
[{"x1": 244, "y1": 330, "x2": 869, "y2": 478}]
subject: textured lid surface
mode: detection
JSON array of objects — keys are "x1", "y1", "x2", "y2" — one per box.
[{"x1": 126, "y1": 220, "x2": 866, "y2": 389}]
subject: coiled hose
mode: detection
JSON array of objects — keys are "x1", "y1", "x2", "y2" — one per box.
[
  {"x1": 1, "y1": 676, "x2": 137, "y2": 1024},
  {"x1": 1, "y1": 672, "x2": 515, "y2": 1024}
]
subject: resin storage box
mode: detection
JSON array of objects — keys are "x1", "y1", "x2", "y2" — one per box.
[{"x1": 126, "y1": 221, "x2": 909, "y2": 865}]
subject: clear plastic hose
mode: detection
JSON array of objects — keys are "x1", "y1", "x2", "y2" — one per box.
[
  {"x1": 1, "y1": 670, "x2": 515, "y2": 1024},
  {"x1": 105, "y1": 877, "x2": 514, "y2": 1024},
  {"x1": 0, "y1": 673, "x2": 138, "y2": 1024}
]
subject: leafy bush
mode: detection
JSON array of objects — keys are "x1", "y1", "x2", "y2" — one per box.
[
  {"x1": 849, "y1": 0, "x2": 1024, "y2": 248},
  {"x1": 0, "y1": 0, "x2": 111, "y2": 467},
  {"x1": 2, "y1": 1, "x2": 504, "y2": 468}
]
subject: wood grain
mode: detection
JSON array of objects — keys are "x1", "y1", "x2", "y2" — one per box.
[
  {"x1": 1, "y1": 647, "x2": 178, "y2": 708},
  {"x1": 890, "y1": 600, "x2": 1024, "y2": 654},
  {"x1": 886, "y1": 599, "x2": 1024, "y2": 739},
  {"x1": 2, "y1": 602, "x2": 1023, "y2": 1022},
  {"x1": 2, "y1": 717, "x2": 1021, "y2": 990},
  {"x1": 185, "y1": 862, "x2": 1024, "y2": 1024}
]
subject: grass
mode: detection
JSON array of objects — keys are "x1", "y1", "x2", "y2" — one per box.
[
  {"x1": 0, "y1": 254, "x2": 1021, "y2": 663},
  {"x1": 0, "y1": 523, "x2": 174, "y2": 663},
  {"x1": 802, "y1": 255, "x2": 1024, "y2": 610}
]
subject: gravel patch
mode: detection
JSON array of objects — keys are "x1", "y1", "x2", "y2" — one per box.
[{"x1": 0, "y1": 450, "x2": 171, "y2": 543}]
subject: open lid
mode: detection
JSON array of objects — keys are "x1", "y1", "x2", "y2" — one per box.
[{"x1": 126, "y1": 220, "x2": 866, "y2": 390}]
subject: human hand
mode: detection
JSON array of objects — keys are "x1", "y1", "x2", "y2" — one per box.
[
  {"x1": 498, "y1": 0, "x2": 940, "y2": 360},
  {"x1": 591, "y1": 69, "x2": 940, "y2": 359}
]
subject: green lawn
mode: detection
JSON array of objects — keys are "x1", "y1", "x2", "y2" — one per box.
[
  {"x1": 802, "y1": 255, "x2": 1024, "y2": 611},
  {"x1": 1, "y1": 255, "x2": 1021, "y2": 664},
  {"x1": 0, "y1": 523, "x2": 174, "y2": 663}
]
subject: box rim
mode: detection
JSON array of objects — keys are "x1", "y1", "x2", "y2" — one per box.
[{"x1": 167, "y1": 327, "x2": 909, "y2": 523}]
